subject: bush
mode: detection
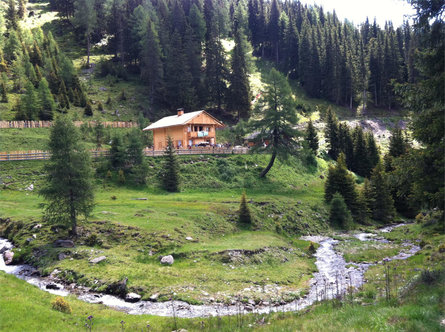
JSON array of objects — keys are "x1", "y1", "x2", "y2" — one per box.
[
  {"x1": 85, "y1": 234, "x2": 102, "y2": 247},
  {"x1": 51, "y1": 297, "x2": 72, "y2": 314}
]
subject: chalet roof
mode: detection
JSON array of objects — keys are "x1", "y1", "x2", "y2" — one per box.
[{"x1": 143, "y1": 110, "x2": 223, "y2": 131}]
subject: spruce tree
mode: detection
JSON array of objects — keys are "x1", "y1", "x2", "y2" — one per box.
[
  {"x1": 324, "y1": 153, "x2": 359, "y2": 215},
  {"x1": 324, "y1": 107, "x2": 340, "y2": 160},
  {"x1": 352, "y1": 126, "x2": 369, "y2": 177},
  {"x1": 110, "y1": 135, "x2": 126, "y2": 170},
  {"x1": 388, "y1": 126, "x2": 408, "y2": 158},
  {"x1": 94, "y1": 120, "x2": 104, "y2": 149},
  {"x1": 227, "y1": 18, "x2": 251, "y2": 120},
  {"x1": 0, "y1": 81, "x2": 8, "y2": 103},
  {"x1": 37, "y1": 78, "x2": 56, "y2": 120},
  {"x1": 366, "y1": 132, "x2": 380, "y2": 172},
  {"x1": 305, "y1": 118, "x2": 319, "y2": 153},
  {"x1": 39, "y1": 116, "x2": 94, "y2": 237},
  {"x1": 368, "y1": 162, "x2": 395, "y2": 222},
  {"x1": 18, "y1": 0, "x2": 27, "y2": 20},
  {"x1": 6, "y1": 0, "x2": 18, "y2": 30},
  {"x1": 329, "y1": 192, "x2": 354, "y2": 229},
  {"x1": 239, "y1": 191, "x2": 252, "y2": 224},
  {"x1": 58, "y1": 80, "x2": 70, "y2": 109},
  {"x1": 162, "y1": 136, "x2": 179, "y2": 192}
]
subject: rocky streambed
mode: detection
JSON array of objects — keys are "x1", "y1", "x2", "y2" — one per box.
[{"x1": 0, "y1": 224, "x2": 420, "y2": 318}]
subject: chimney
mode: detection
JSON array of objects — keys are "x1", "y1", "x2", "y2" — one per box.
[{"x1": 177, "y1": 108, "x2": 184, "y2": 116}]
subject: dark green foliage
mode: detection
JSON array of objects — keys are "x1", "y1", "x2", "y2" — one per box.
[
  {"x1": 324, "y1": 153, "x2": 359, "y2": 216},
  {"x1": 17, "y1": 81, "x2": 40, "y2": 120},
  {"x1": 305, "y1": 119, "x2": 319, "y2": 153},
  {"x1": 94, "y1": 120, "x2": 104, "y2": 148},
  {"x1": 119, "y1": 89, "x2": 126, "y2": 101},
  {"x1": 84, "y1": 101, "x2": 93, "y2": 116},
  {"x1": 18, "y1": 0, "x2": 27, "y2": 20},
  {"x1": 109, "y1": 135, "x2": 126, "y2": 170},
  {"x1": 352, "y1": 126, "x2": 369, "y2": 177},
  {"x1": 37, "y1": 78, "x2": 56, "y2": 120},
  {"x1": 249, "y1": 69, "x2": 301, "y2": 177},
  {"x1": 388, "y1": 126, "x2": 408, "y2": 158},
  {"x1": 6, "y1": 0, "x2": 18, "y2": 30},
  {"x1": 0, "y1": 81, "x2": 8, "y2": 103},
  {"x1": 97, "y1": 101, "x2": 104, "y2": 112},
  {"x1": 39, "y1": 116, "x2": 94, "y2": 236},
  {"x1": 58, "y1": 81, "x2": 70, "y2": 109},
  {"x1": 367, "y1": 162, "x2": 396, "y2": 222},
  {"x1": 329, "y1": 193, "x2": 354, "y2": 229},
  {"x1": 324, "y1": 107, "x2": 340, "y2": 160},
  {"x1": 161, "y1": 137, "x2": 179, "y2": 192},
  {"x1": 239, "y1": 192, "x2": 252, "y2": 224}
]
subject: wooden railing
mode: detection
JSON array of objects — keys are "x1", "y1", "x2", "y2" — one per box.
[
  {"x1": 0, "y1": 147, "x2": 249, "y2": 161},
  {"x1": 0, "y1": 121, "x2": 138, "y2": 129}
]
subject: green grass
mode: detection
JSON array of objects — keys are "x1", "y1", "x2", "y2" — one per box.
[
  {"x1": 0, "y1": 155, "x2": 327, "y2": 303},
  {"x1": 336, "y1": 239, "x2": 402, "y2": 263}
]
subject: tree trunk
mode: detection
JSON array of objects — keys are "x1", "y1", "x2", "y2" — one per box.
[
  {"x1": 69, "y1": 188, "x2": 77, "y2": 237},
  {"x1": 260, "y1": 150, "x2": 277, "y2": 178},
  {"x1": 87, "y1": 34, "x2": 90, "y2": 68}
]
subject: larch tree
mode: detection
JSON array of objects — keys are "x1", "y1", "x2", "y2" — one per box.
[
  {"x1": 73, "y1": 0, "x2": 97, "y2": 67},
  {"x1": 39, "y1": 116, "x2": 94, "y2": 237},
  {"x1": 249, "y1": 68, "x2": 301, "y2": 177}
]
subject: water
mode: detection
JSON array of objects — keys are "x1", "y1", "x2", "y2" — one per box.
[{"x1": 0, "y1": 224, "x2": 420, "y2": 318}]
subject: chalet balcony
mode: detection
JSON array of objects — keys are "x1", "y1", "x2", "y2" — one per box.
[{"x1": 188, "y1": 131, "x2": 209, "y2": 138}]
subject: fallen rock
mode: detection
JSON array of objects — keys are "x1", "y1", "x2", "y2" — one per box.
[
  {"x1": 89, "y1": 256, "x2": 107, "y2": 264},
  {"x1": 149, "y1": 293, "x2": 159, "y2": 301},
  {"x1": 125, "y1": 292, "x2": 142, "y2": 303},
  {"x1": 26, "y1": 238, "x2": 34, "y2": 244},
  {"x1": 185, "y1": 236, "x2": 193, "y2": 241},
  {"x1": 25, "y1": 184, "x2": 34, "y2": 191},
  {"x1": 106, "y1": 277, "x2": 128, "y2": 297},
  {"x1": 54, "y1": 240, "x2": 75, "y2": 248},
  {"x1": 46, "y1": 283, "x2": 61, "y2": 290},
  {"x1": 58, "y1": 253, "x2": 67, "y2": 261},
  {"x1": 160, "y1": 255, "x2": 174, "y2": 265},
  {"x1": 0, "y1": 242, "x2": 13, "y2": 254},
  {"x1": 32, "y1": 224, "x2": 42, "y2": 230},
  {"x1": 3, "y1": 250, "x2": 14, "y2": 264}
]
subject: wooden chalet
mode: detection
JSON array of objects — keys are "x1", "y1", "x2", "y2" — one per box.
[{"x1": 143, "y1": 109, "x2": 224, "y2": 149}]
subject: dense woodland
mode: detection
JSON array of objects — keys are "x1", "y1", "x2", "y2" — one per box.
[{"x1": 44, "y1": 0, "x2": 417, "y2": 117}]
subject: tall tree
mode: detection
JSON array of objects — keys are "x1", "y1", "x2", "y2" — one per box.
[
  {"x1": 305, "y1": 118, "x2": 319, "y2": 153},
  {"x1": 39, "y1": 116, "x2": 94, "y2": 237},
  {"x1": 367, "y1": 162, "x2": 395, "y2": 222},
  {"x1": 249, "y1": 68, "x2": 301, "y2": 177},
  {"x1": 73, "y1": 0, "x2": 97, "y2": 67},
  {"x1": 37, "y1": 78, "x2": 56, "y2": 120}
]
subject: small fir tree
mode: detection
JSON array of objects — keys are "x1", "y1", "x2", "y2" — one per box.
[
  {"x1": 239, "y1": 192, "x2": 252, "y2": 224},
  {"x1": 94, "y1": 120, "x2": 104, "y2": 148},
  {"x1": 368, "y1": 162, "x2": 396, "y2": 222},
  {"x1": 0, "y1": 81, "x2": 8, "y2": 103},
  {"x1": 110, "y1": 135, "x2": 126, "y2": 170},
  {"x1": 324, "y1": 107, "x2": 340, "y2": 160},
  {"x1": 324, "y1": 153, "x2": 359, "y2": 215},
  {"x1": 161, "y1": 136, "x2": 179, "y2": 192},
  {"x1": 388, "y1": 126, "x2": 408, "y2": 158},
  {"x1": 37, "y1": 78, "x2": 56, "y2": 120},
  {"x1": 305, "y1": 118, "x2": 319, "y2": 153},
  {"x1": 84, "y1": 100, "x2": 93, "y2": 116},
  {"x1": 329, "y1": 192, "x2": 354, "y2": 229}
]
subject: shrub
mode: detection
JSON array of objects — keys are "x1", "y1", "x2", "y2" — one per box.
[
  {"x1": 308, "y1": 242, "x2": 316, "y2": 255},
  {"x1": 118, "y1": 169, "x2": 125, "y2": 184},
  {"x1": 51, "y1": 297, "x2": 72, "y2": 314},
  {"x1": 85, "y1": 234, "x2": 102, "y2": 247}
]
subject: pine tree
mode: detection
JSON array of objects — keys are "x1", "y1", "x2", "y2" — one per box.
[
  {"x1": 162, "y1": 136, "x2": 179, "y2": 192},
  {"x1": 110, "y1": 135, "x2": 126, "y2": 170},
  {"x1": 305, "y1": 118, "x2": 319, "y2": 153},
  {"x1": 37, "y1": 78, "x2": 56, "y2": 120},
  {"x1": 352, "y1": 126, "x2": 369, "y2": 177},
  {"x1": 324, "y1": 107, "x2": 340, "y2": 160},
  {"x1": 84, "y1": 100, "x2": 93, "y2": 116},
  {"x1": 388, "y1": 126, "x2": 408, "y2": 158},
  {"x1": 329, "y1": 192, "x2": 354, "y2": 229},
  {"x1": 18, "y1": 0, "x2": 27, "y2": 20},
  {"x1": 227, "y1": 15, "x2": 251, "y2": 120},
  {"x1": 39, "y1": 115, "x2": 94, "y2": 237},
  {"x1": 239, "y1": 191, "x2": 252, "y2": 224},
  {"x1": 6, "y1": 0, "x2": 18, "y2": 30},
  {"x1": 0, "y1": 81, "x2": 8, "y2": 103},
  {"x1": 368, "y1": 162, "x2": 395, "y2": 222},
  {"x1": 21, "y1": 80, "x2": 40, "y2": 120},
  {"x1": 249, "y1": 68, "x2": 301, "y2": 177},
  {"x1": 324, "y1": 153, "x2": 359, "y2": 215},
  {"x1": 73, "y1": 0, "x2": 97, "y2": 67}
]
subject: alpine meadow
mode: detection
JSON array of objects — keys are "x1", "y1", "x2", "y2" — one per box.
[{"x1": 0, "y1": 0, "x2": 443, "y2": 331}]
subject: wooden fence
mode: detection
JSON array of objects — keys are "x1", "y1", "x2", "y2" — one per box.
[
  {"x1": 0, "y1": 147, "x2": 249, "y2": 161},
  {"x1": 0, "y1": 121, "x2": 138, "y2": 129}
]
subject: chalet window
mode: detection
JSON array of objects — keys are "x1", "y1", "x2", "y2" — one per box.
[
  {"x1": 187, "y1": 126, "x2": 191, "y2": 132},
  {"x1": 199, "y1": 126, "x2": 203, "y2": 131},
  {"x1": 194, "y1": 126, "x2": 198, "y2": 132}
]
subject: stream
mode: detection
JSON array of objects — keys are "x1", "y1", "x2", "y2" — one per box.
[{"x1": 0, "y1": 224, "x2": 420, "y2": 318}]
